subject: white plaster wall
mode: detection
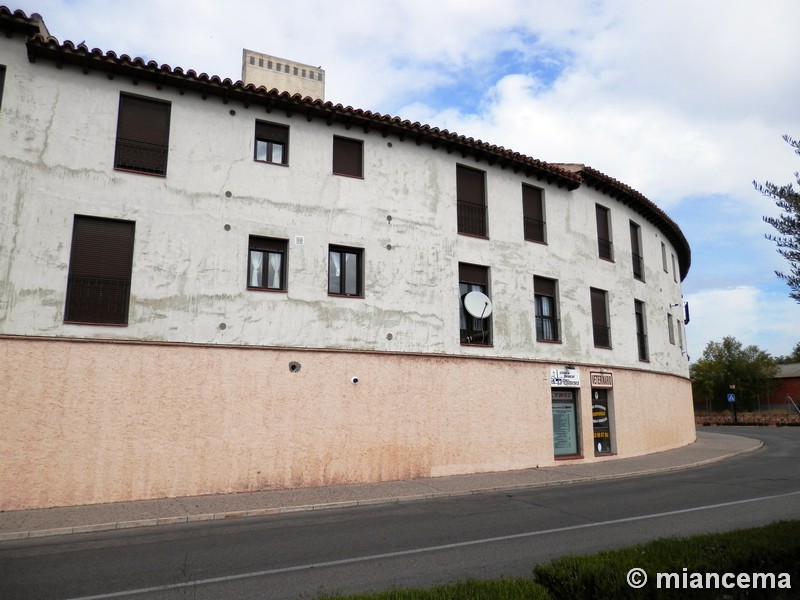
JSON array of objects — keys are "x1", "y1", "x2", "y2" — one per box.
[
  {"x1": 0, "y1": 35, "x2": 690, "y2": 379},
  {"x1": 0, "y1": 32, "x2": 697, "y2": 509}
]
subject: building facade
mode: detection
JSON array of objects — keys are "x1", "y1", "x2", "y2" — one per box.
[{"x1": 0, "y1": 7, "x2": 693, "y2": 511}]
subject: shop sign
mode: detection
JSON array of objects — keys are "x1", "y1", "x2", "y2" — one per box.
[
  {"x1": 590, "y1": 371, "x2": 613, "y2": 388},
  {"x1": 551, "y1": 367, "x2": 580, "y2": 387},
  {"x1": 592, "y1": 404, "x2": 608, "y2": 424}
]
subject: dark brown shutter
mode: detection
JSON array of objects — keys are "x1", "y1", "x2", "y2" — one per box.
[
  {"x1": 0, "y1": 65, "x2": 6, "y2": 111},
  {"x1": 522, "y1": 185, "x2": 543, "y2": 220},
  {"x1": 333, "y1": 136, "x2": 363, "y2": 177},
  {"x1": 457, "y1": 165, "x2": 486, "y2": 206},
  {"x1": 534, "y1": 276, "x2": 555, "y2": 297},
  {"x1": 630, "y1": 221, "x2": 641, "y2": 255},
  {"x1": 255, "y1": 121, "x2": 289, "y2": 144},
  {"x1": 70, "y1": 217, "x2": 134, "y2": 279},
  {"x1": 596, "y1": 205, "x2": 610, "y2": 240},
  {"x1": 590, "y1": 288, "x2": 607, "y2": 325},
  {"x1": 65, "y1": 216, "x2": 135, "y2": 324},
  {"x1": 249, "y1": 236, "x2": 287, "y2": 253},
  {"x1": 117, "y1": 94, "x2": 170, "y2": 146},
  {"x1": 459, "y1": 262, "x2": 488, "y2": 286}
]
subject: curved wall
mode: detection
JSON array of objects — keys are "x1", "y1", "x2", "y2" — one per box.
[{"x1": 0, "y1": 19, "x2": 694, "y2": 510}]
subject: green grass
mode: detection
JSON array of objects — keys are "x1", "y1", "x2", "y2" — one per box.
[{"x1": 317, "y1": 520, "x2": 799, "y2": 599}]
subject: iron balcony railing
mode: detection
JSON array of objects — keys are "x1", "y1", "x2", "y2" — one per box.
[
  {"x1": 632, "y1": 251, "x2": 644, "y2": 280},
  {"x1": 598, "y1": 237, "x2": 613, "y2": 260},
  {"x1": 524, "y1": 217, "x2": 546, "y2": 242},
  {"x1": 593, "y1": 324, "x2": 612, "y2": 348},
  {"x1": 115, "y1": 138, "x2": 169, "y2": 175},
  {"x1": 457, "y1": 201, "x2": 487, "y2": 237},
  {"x1": 65, "y1": 275, "x2": 130, "y2": 324},
  {"x1": 535, "y1": 316, "x2": 560, "y2": 342}
]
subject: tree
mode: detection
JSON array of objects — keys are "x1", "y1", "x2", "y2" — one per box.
[
  {"x1": 690, "y1": 336, "x2": 778, "y2": 412},
  {"x1": 754, "y1": 134, "x2": 800, "y2": 303},
  {"x1": 776, "y1": 341, "x2": 800, "y2": 365}
]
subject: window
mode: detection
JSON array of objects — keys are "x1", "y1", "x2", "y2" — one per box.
[
  {"x1": 552, "y1": 390, "x2": 579, "y2": 457},
  {"x1": 255, "y1": 121, "x2": 289, "y2": 165},
  {"x1": 328, "y1": 245, "x2": 363, "y2": 296},
  {"x1": 332, "y1": 136, "x2": 363, "y2": 178},
  {"x1": 592, "y1": 390, "x2": 612, "y2": 455},
  {"x1": 671, "y1": 253, "x2": 678, "y2": 283},
  {"x1": 65, "y1": 215, "x2": 135, "y2": 325},
  {"x1": 457, "y1": 165, "x2": 487, "y2": 237},
  {"x1": 590, "y1": 288, "x2": 611, "y2": 348},
  {"x1": 459, "y1": 262, "x2": 492, "y2": 345},
  {"x1": 534, "y1": 276, "x2": 559, "y2": 342},
  {"x1": 248, "y1": 236, "x2": 288, "y2": 291},
  {"x1": 630, "y1": 221, "x2": 644, "y2": 281},
  {"x1": 114, "y1": 93, "x2": 171, "y2": 176},
  {"x1": 661, "y1": 242, "x2": 668, "y2": 272},
  {"x1": 522, "y1": 185, "x2": 546, "y2": 243},
  {"x1": 0, "y1": 65, "x2": 5, "y2": 111},
  {"x1": 667, "y1": 312, "x2": 675, "y2": 345},
  {"x1": 635, "y1": 300, "x2": 649, "y2": 361},
  {"x1": 677, "y1": 319, "x2": 684, "y2": 349},
  {"x1": 595, "y1": 204, "x2": 613, "y2": 260}
]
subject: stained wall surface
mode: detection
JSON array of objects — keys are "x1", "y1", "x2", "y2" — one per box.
[{"x1": 0, "y1": 18, "x2": 694, "y2": 510}]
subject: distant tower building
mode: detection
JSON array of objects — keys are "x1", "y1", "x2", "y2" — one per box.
[{"x1": 242, "y1": 49, "x2": 325, "y2": 100}]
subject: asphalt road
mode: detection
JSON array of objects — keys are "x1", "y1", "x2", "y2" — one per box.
[{"x1": 1, "y1": 427, "x2": 799, "y2": 599}]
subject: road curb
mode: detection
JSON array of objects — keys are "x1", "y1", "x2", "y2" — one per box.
[{"x1": 0, "y1": 437, "x2": 763, "y2": 542}]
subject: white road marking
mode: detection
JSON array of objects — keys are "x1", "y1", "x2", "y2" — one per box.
[{"x1": 67, "y1": 488, "x2": 800, "y2": 599}]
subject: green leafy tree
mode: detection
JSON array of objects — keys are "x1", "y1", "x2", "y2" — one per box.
[
  {"x1": 754, "y1": 134, "x2": 800, "y2": 303},
  {"x1": 690, "y1": 336, "x2": 778, "y2": 411},
  {"x1": 776, "y1": 341, "x2": 800, "y2": 364}
]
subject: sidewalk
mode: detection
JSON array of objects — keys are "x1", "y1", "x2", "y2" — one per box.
[{"x1": 0, "y1": 429, "x2": 761, "y2": 542}]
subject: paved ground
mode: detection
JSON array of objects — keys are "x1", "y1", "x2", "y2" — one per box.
[{"x1": 0, "y1": 428, "x2": 761, "y2": 542}]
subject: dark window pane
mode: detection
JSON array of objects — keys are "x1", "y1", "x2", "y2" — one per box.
[
  {"x1": 523, "y1": 185, "x2": 545, "y2": 242},
  {"x1": 115, "y1": 94, "x2": 171, "y2": 175},
  {"x1": 328, "y1": 246, "x2": 362, "y2": 296},
  {"x1": 333, "y1": 137, "x2": 363, "y2": 177},
  {"x1": 458, "y1": 263, "x2": 491, "y2": 345},
  {"x1": 65, "y1": 216, "x2": 135, "y2": 325},
  {"x1": 590, "y1": 288, "x2": 610, "y2": 348},
  {"x1": 596, "y1": 205, "x2": 613, "y2": 260},
  {"x1": 248, "y1": 236, "x2": 287, "y2": 291},
  {"x1": 457, "y1": 165, "x2": 487, "y2": 237}
]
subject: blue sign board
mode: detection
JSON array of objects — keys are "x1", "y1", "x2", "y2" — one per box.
[{"x1": 727, "y1": 393, "x2": 736, "y2": 403}]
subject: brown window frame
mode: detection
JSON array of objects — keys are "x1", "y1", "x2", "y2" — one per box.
[
  {"x1": 64, "y1": 215, "x2": 135, "y2": 326},
  {"x1": 534, "y1": 276, "x2": 560, "y2": 342},
  {"x1": 328, "y1": 245, "x2": 364, "y2": 297},
  {"x1": 332, "y1": 136, "x2": 363, "y2": 178},
  {"x1": 114, "y1": 93, "x2": 171, "y2": 176},
  {"x1": 248, "y1": 236, "x2": 288, "y2": 292},
  {"x1": 522, "y1": 184, "x2": 546, "y2": 243},
  {"x1": 254, "y1": 121, "x2": 289, "y2": 166},
  {"x1": 590, "y1": 287, "x2": 611, "y2": 348},
  {"x1": 630, "y1": 221, "x2": 644, "y2": 281},
  {"x1": 595, "y1": 204, "x2": 613, "y2": 261},
  {"x1": 459, "y1": 262, "x2": 492, "y2": 345},
  {"x1": 635, "y1": 299, "x2": 649, "y2": 361},
  {"x1": 456, "y1": 165, "x2": 488, "y2": 238},
  {"x1": 0, "y1": 64, "x2": 6, "y2": 111}
]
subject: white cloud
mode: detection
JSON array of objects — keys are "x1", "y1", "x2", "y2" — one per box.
[{"x1": 685, "y1": 286, "x2": 800, "y2": 360}]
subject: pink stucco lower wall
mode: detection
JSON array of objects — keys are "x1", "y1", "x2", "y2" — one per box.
[{"x1": 0, "y1": 337, "x2": 695, "y2": 510}]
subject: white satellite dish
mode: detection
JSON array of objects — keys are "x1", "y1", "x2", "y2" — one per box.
[{"x1": 463, "y1": 291, "x2": 493, "y2": 319}]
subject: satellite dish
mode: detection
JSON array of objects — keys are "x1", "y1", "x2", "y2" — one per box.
[{"x1": 463, "y1": 291, "x2": 493, "y2": 319}]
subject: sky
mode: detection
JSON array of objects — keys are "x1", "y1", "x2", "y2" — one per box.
[{"x1": 10, "y1": 0, "x2": 800, "y2": 361}]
